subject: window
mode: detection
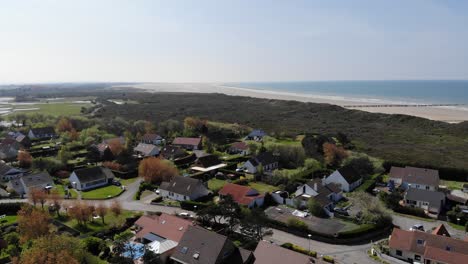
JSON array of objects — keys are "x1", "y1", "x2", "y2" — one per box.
[
  {"x1": 415, "y1": 255, "x2": 421, "y2": 261},
  {"x1": 396, "y1": 250, "x2": 402, "y2": 256},
  {"x1": 426, "y1": 186, "x2": 430, "y2": 190},
  {"x1": 417, "y1": 239, "x2": 424, "y2": 245}
]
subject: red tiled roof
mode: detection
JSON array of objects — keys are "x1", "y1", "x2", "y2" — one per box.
[
  {"x1": 172, "y1": 137, "x2": 201, "y2": 146},
  {"x1": 389, "y1": 166, "x2": 439, "y2": 187},
  {"x1": 231, "y1": 141, "x2": 249, "y2": 150},
  {"x1": 218, "y1": 183, "x2": 263, "y2": 205},
  {"x1": 432, "y1": 224, "x2": 451, "y2": 237},
  {"x1": 135, "y1": 213, "x2": 194, "y2": 242},
  {"x1": 389, "y1": 228, "x2": 468, "y2": 264},
  {"x1": 254, "y1": 240, "x2": 311, "y2": 264}
]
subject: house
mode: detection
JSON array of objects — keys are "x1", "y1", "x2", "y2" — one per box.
[
  {"x1": 243, "y1": 152, "x2": 279, "y2": 174},
  {"x1": 324, "y1": 166, "x2": 362, "y2": 192},
  {"x1": 159, "y1": 176, "x2": 211, "y2": 201},
  {"x1": 134, "y1": 213, "x2": 194, "y2": 263},
  {"x1": 294, "y1": 178, "x2": 342, "y2": 214},
  {"x1": 28, "y1": 127, "x2": 57, "y2": 140},
  {"x1": 245, "y1": 129, "x2": 267, "y2": 141},
  {"x1": 463, "y1": 184, "x2": 468, "y2": 193},
  {"x1": 253, "y1": 240, "x2": 313, "y2": 264},
  {"x1": 0, "y1": 138, "x2": 21, "y2": 161},
  {"x1": 403, "y1": 188, "x2": 445, "y2": 215},
  {"x1": 388, "y1": 227, "x2": 468, "y2": 264},
  {"x1": 219, "y1": 183, "x2": 264, "y2": 208},
  {"x1": 69, "y1": 166, "x2": 115, "y2": 191},
  {"x1": 447, "y1": 190, "x2": 468, "y2": 205},
  {"x1": 229, "y1": 142, "x2": 250, "y2": 155},
  {"x1": 134, "y1": 143, "x2": 160, "y2": 157},
  {"x1": 172, "y1": 137, "x2": 202, "y2": 150},
  {"x1": 7, "y1": 172, "x2": 54, "y2": 195},
  {"x1": 190, "y1": 154, "x2": 227, "y2": 173},
  {"x1": 7, "y1": 132, "x2": 30, "y2": 148},
  {"x1": 160, "y1": 145, "x2": 187, "y2": 161},
  {"x1": 171, "y1": 226, "x2": 254, "y2": 264},
  {"x1": 141, "y1": 133, "x2": 164, "y2": 145},
  {"x1": 0, "y1": 161, "x2": 22, "y2": 181},
  {"x1": 389, "y1": 166, "x2": 440, "y2": 191},
  {"x1": 432, "y1": 224, "x2": 451, "y2": 237}
]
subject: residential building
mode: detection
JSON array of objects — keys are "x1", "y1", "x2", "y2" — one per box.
[
  {"x1": 245, "y1": 129, "x2": 267, "y2": 141},
  {"x1": 8, "y1": 132, "x2": 31, "y2": 148},
  {"x1": 0, "y1": 161, "x2": 22, "y2": 181},
  {"x1": 447, "y1": 190, "x2": 468, "y2": 206},
  {"x1": 7, "y1": 172, "x2": 54, "y2": 195},
  {"x1": 141, "y1": 133, "x2": 164, "y2": 145},
  {"x1": 170, "y1": 226, "x2": 254, "y2": 264},
  {"x1": 403, "y1": 188, "x2": 446, "y2": 215},
  {"x1": 219, "y1": 183, "x2": 264, "y2": 208},
  {"x1": 324, "y1": 166, "x2": 362, "y2": 192},
  {"x1": 69, "y1": 166, "x2": 115, "y2": 191},
  {"x1": 0, "y1": 138, "x2": 21, "y2": 161},
  {"x1": 172, "y1": 137, "x2": 202, "y2": 150},
  {"x1": 388, "y1": 227, "x2": 468, "y2": 264},
  {"x1": 159, "y1": 176, "x2": 211, "y2": 201},
  {"x1": 253, "y1": 240, "x2": 314, "y2": 264},
  {"x1": 134, "y1": 213, "x2": 194, "y2": 263},
  {"x1": 134, "y1": 143, "x2": 160, "y2": 157},
  {"x1": 190, "y1": 154, "x2": 226, "y2": 173},
  {"x1": 229, "y1": 142, "x2": 250, "y2": 155},
  {"x1": 28, "y1": 127, "x2": 57, "y2": 140},
  {"x1": 160, "y1": 145, "x2": 187, "y2": 161},
  {"x1": 243, "y1": 152, "x2": 279, "y2": 174},
  {"x1": 463, "y1": 184, "x2": 468, "y2": 193},
  {"x1": 389, "y1": 166, "x2": 440, "y2": 191},
  {"x1": 294, "y1": 178, "x2": 342, "y2": 215}
]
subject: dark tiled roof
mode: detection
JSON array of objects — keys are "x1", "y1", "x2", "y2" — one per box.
[
  {"x1": 30, "y1": 127, "x2": 56, "y2": 137},
  {"x1": 171, "y1": 226, "x2": 250, "y2": 264},
  {"x1": 337, "y1": 166, "x2": 361, "y2": 184},
  {"x1": 196, "y1": 154, "x2": 221, "y2": 168},
  {"x1": 72, "y1": 167, "x2": 114, "y2": 184},
  {"x1": 248, "y1": 152, "x2": 278, "y2": 167},
  {"x1": 159, "y1": 176, "x2": 206, "y2": 196},
  {"x1": 134, "y1": 143, "x2": 159, "y2": 156},
  {"x1": 247, "y1": 129, "x2": 266, "y2": 138},
  {"x1": 230, "y1": 142, "x2": 249, "y2": 151},
  {"x1": 405, "y1": 188, "x2": 445, "y2": 210},
  {"x1": 160, "y1": 145, "x2": 187, "y2": 160},
  {"x1": 142, "y1": 133, "x2": 162, "y2": 142},
  {"x1": 0, "y1": 161, "x2": 14, "y2": 175}
]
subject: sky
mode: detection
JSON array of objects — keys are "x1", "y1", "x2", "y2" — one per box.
[{"x1": 1, "y1": 0, "x2": 468, "y2": 83}]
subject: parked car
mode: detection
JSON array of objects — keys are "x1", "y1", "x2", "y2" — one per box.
[
  {"x1": 409, "y1": 224, "x2": 424, "y2": 232},
  {"x1": 235, "y1": 168, "x2": 244, "y2": 172},
  {"x1": 112, "y1": 180, "x2": 122, "y2": 186},
  {"x1": 334, "y1": 208, "x2": 349, "y2": 216},
  {"x1": 178, "y1": 212, "x2": 193, "y2": 219}
]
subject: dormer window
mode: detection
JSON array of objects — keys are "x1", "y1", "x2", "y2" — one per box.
[
  {"x1": 417, "y1": 239, "x2": 424, "y2": 245},
  {"x1": 446, "y1": 246, "x2": 451, "y2": 251}
]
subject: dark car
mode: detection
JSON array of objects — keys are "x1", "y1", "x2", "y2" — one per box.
[{"x1": 112, "y1": 180, "x2": 122, "y2": 186}]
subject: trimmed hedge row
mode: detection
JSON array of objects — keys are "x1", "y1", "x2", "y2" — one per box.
[
  {"x1": 180, "y1": 200, "x2": 210, "y2": 211},
  {"x1": 0, "y1": 203, "x2": 24, "y2": 215},
  {"x1": 281, "y1": 243, "x2": 317, "y2": 258}
]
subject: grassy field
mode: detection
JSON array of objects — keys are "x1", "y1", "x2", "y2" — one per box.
[
  {"x1": 61, "y1": 210, "x2": 139, "y2": 234},
  {"x1": 0, "y1": 215, "x2": 17, "y2": 226},
  {"x1": 248, "y1": 182, "x2": 277, "y2": 193},
  {"x1": 441, "y1": 180, "x2": 466, "y2": 190},
  {"x1": 9, "y1": 102, "x2": 91, "y2": 117},
  {"x1": 55, "y1": 185, "x2": 78, "y2": 199},
  {"x1": 81, "y1": 185, "x2": 124, "y2": 199},
  {"x1": 208, "y1": 178, "x2": 228, "y2": 191},
  {"x1": 448, "y1": 222, "x2": 466, "y2": 231},
  {"x1": 120, "y1": 177, "x2": 139, "y2": 186}
]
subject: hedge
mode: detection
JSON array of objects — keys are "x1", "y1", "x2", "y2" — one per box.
[
  {"x1": 323, "y1": 255, "x2": 335, "y2": 263},
  {"x1": 180, "y1": 200, "x2": 209, "y2": 211},
  {"x1": 394, "y1": 206, "x2": 428, "y2": 219},
  {"x1": 0, "y1": 203, "x2": 24, "y2": 215},
  {"x1": 281, "y1": 243, "x2": 317, "y2": 258},
  {"x1": 337, "y1": 224, "x2": 377, "y2": 238}
]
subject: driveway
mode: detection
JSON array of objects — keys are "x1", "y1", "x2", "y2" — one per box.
[{"x1": 392, "y1": 214, "x2": 466, "y2": 239}]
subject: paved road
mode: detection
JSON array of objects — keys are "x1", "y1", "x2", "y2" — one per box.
[{"x1": 392, "y1": 214, "x2": 466, "y2": 239}]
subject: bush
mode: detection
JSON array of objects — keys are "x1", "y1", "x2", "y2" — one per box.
[
  {"x1": 394, "y1": 206, "x2": 428, "y2": 219},
  {"x1": 338, "y1": 224, "x2": 377, "y2": 238},
  {"x1": 281, "y1": 243, "x2": 317, "y2": 257},
  {"x1": 151, "y1": 196, "x2": 163, "y2": 203},
  {"x1": 0, "y1": 203, "x2": 24, "y2": 215},
  {"x1": 180, "y1": 200, "x2": 209, "y2": 211},
  {"x1": 323, "y1": 255, "x2": 335, "y2": 263},
  {"x1": 286, "y1": 217, "x2": 309, "y2": 231}
]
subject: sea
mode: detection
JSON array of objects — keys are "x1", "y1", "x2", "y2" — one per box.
[{"x1": 227, "y1": 80, "x2": 468, "y2": 106}]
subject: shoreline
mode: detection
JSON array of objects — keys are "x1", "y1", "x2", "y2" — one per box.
[{"x1": 123, "y1": 83, "x2": 468, "y2": 123}]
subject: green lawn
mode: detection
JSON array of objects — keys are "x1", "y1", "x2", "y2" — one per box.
[
  {"x1": 60, "y1": 210, "x2": 140, "y2": 234},
  {"x1": 55, "y1": 185, "x2": 78, "y2": 199},
  {"x1": 248, "y1": 182, "x2": 277, "y2": 193},
  {"x1": 441, "y1": 180, "x2": 466, "y2": 190},
  {"x1": 121, "y1": 177, "x2": 138, "y2": 186},
  {"x1": 448, "y1": 222, "x2": 466, "y2": 231},
  {"x1": 81, "y1": 185, "x2": 124, "y2": 199},
  {"x1": 208, "y1": 178, "x2": 228, "y2": 191},
  {"x1": 0, "y1": 215, "x2": 17, "y2": 226}
]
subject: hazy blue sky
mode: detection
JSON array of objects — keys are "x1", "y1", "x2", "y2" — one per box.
[{"x1": 1, "y1": 0, "x2": 468, "y2": 83}]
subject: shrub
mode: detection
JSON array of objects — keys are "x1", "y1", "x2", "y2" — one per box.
[
  {"x1": 281, "y1": 243, "x2": 317, "y2": 257},
  {"x1": 394, "y1": 206, "x2": 428, "y2": 219},
  {"x1": 323, "y1": 255, "x2": 335, "y2": 263},
  {"x1": 151, "y1": 196, "x2": 163, "y2": 203},
  {"x1": 286, "y1": 217, "x2": 309, "y2": 231},
  {"x1": 0, "y1": 203, "x2": 24, "y2": 215},
  {"x1": 338, "y1": 224, "x2": 377, "y2": 238},
  {"x1": 180, "y1": 200, "x2": 209, "y2": 211}
]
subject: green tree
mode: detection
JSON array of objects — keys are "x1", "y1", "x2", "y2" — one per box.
[
  {"x1": 240, "y1": 208, "x2": 270, "y2": 241},
  {"x1": 308, "y1": 198, "x2": 325, "y2": 217},
  {"x1": 344, "y1": 156, "x2": 374, "y2": 177}
]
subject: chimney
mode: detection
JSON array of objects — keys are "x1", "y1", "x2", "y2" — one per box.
[
  {"x1": 314, "y1": 183, "x2": 318, "y2": 192},
  {"x1": 322, "y1": 176, "x2": 326, "y2": 186}
]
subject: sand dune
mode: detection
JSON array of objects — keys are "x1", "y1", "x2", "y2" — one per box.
[{"x1": 123, "y1": 83, "x2": 468, "y2": 123}]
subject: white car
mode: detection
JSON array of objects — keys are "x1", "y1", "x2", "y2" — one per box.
[{"x1": 178, "y1": 212, "x2": 193, "y2": 219}]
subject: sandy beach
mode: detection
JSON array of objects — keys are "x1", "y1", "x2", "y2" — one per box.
[{"x1": 124, "y1": 83, "x2": 468, "y2": 123}]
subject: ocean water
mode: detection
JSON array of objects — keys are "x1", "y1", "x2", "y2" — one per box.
[{"x1": 227, "y1": 80, "x2": 468, "y2": 105}]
